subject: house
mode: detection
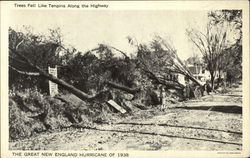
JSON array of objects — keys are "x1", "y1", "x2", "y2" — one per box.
[
  {"x1": 187, "y1": 64, "x2": 208, "y2": 84},
  {"x1": 185, "y1": 64, "x2": 226, "y2": 85},
  {"x1": 166, "y1": 62, "x2": 226, "y2": 86}
]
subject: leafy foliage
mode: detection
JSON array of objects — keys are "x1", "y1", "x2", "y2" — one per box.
[
  {"x1": 60, "y1": 44, "x2": 138, "y2": 94},
  {"x1": 135, "y1": 35, "x2": 197, "y2": 91},
  {"x1": 9, "y1": 27, "x2": 63, "y2": 92}
]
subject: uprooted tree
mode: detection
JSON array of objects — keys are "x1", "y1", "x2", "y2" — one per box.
[
  {"x1": 9, "y1": 28, "x2": 114, "y2": 102},
  {"x1": 9, "y1": 27, "x2": 202, "y2": 105},
  {"x1": 9, "y1": 27, "x2": 142, "y2": 104},
  {"x1": 134, "y1": 36, "x2": 202, "y2": 88}
]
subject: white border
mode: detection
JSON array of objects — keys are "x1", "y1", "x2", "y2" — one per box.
[{"x1": 1, "y1": 1, "x2": 249, "y2": 158}]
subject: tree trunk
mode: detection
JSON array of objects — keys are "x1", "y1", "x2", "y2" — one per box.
[
  {"x1": 216, "y1": 69, "x2": 222, "y2": 88},
  {"x1": 10, "y1": 48, "x2": 100, "y2": 101},
  {"x1": 211, "y1": 74, "x2": 215, "y2": 91},
  {"x1": 40, "y1": 70, "x2": 100, "y2": 101}
]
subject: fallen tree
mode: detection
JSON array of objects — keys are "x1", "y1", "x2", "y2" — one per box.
[
  {"x1": 9, "y1": 27, "x2": 202, "y2": 105},
  {"x1": 134, "y1": 36, "x2": 202, "y2": 91},
  {"x1": 9, "y1": 41, "x2": 142, "y2": 103},
  {"x1": 10, "y1": 41, "x2": 201, "y2": 103},
  {"x1": 9, "y1": 47, "x2": 108, "y2": 102}
]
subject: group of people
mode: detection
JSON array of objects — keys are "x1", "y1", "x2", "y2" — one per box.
[{"x1": 184, "y1": 80, "x2": 212, "y2": 100}]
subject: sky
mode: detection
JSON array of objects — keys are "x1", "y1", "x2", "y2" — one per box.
[{"x1": 8, "y1": 10, "x2": 210, "y2": 60}]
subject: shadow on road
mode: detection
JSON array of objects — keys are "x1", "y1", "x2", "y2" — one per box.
[
  {"x1": 221, "y1": 94, "x2": 242, "y2": 97},
  {"x1": 174, "y1": 105, "x2": 242, "y2": 114}
]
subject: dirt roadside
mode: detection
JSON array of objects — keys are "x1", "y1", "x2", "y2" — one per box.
[{"x1": 9, "y1": 85, "x2": 242, "y2": 150}]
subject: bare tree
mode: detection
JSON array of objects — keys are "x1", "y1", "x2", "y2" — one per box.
[
  {"x1": 209, "y1": 10, "x2": 242, "y2": 85},
  {"x1": 186, "y1": 23, "x2": 227, "y2": 90}
]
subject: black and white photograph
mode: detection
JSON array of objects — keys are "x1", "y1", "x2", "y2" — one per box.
[{"x1": 1, "y1": 1, "x2": 249, "y2": 158}]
